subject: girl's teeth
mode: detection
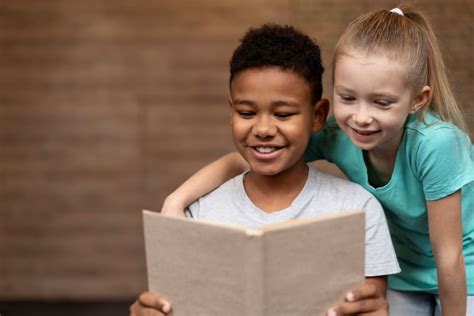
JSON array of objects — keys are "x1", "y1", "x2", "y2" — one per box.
[
  {"x1": 357, "y1": 130, "x2": 374, "y2": 135},
  {"x1": 256, "y1": 147, "x2": 276, "y2": 153}
]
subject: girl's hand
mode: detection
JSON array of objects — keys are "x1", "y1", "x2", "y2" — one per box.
[
  {"x1": 160, "y1": 152, "x2": 248, "y2": 218},
  {"x1": 130, "y1": 291, "x2": 173, "y2": 316},
  {"x1": 326, "y1": 277, "x2": 388, "y2": 316},
  {"x1": 160, "y1": 194, "x2": 187, "y2": 218}
]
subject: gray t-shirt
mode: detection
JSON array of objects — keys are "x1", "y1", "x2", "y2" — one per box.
[{"x1": 186, "y1": 165, "x2": 400, "y2": 277}]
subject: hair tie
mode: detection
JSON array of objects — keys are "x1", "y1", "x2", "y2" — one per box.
[{"x1": 389, "y1": 8, "x2": 404, "y2": 16}]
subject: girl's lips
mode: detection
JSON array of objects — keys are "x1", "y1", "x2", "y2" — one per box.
[{"x1": 351, "y1": 127, "x2": 380, "y2": 136}]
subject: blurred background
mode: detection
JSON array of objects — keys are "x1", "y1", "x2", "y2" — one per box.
[{"x1": 0, "y1": 0, "x2": 472, "y2": 315}]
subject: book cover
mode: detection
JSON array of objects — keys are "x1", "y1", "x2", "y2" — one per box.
[{"x1": 143, "y1": 210, "x2": 365, "y2": 316}]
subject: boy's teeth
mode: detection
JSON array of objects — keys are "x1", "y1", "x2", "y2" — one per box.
[{"x1": 255, "y1": 146, "x2": 277, "y2": 153}]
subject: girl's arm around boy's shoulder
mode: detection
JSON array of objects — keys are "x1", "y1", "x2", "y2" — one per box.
[{"x1": 161, "y1": 152, "x2": 248, "y2": 217}]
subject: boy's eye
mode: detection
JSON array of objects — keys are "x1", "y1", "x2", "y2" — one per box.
[
  {"x1": 237, "y1": 111, "x2": 255, "y2": 118},
  {"x1": 274, "y1": 112, "x2": 294, "y2": 119}
]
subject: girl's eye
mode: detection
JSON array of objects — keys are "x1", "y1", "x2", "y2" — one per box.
[
  {"x1": 374, "y1": 100, "x2": 392, "y2": 107},
  {"x1": 340, "y1": 95, "x2": 355, "y2": 102}
]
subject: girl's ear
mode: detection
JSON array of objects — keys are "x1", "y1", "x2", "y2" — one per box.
[
  {"x1": 411, "y1": 86, "x2": 432, "y2": 113},
  {"x1": 312, "y1": 98, "x2": 330, "y2": 132}
]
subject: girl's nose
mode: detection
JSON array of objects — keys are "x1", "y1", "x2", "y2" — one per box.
[
  {"x1": 352, "y1": 105, "x2": 374, "y2": 126},
  {"x1": 252, "y1": 116, "x2": 277, "y2": 138}
]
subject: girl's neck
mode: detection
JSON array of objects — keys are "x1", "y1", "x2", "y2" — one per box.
[
  {"x1": 364, "y1": 138, "x2": 401, "y2": 187},
  {"x1": 243, "y1": 160, "x2": 309, "y2": 213}
]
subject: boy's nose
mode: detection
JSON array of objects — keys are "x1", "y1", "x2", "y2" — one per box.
[{"x1": 252, "y1": 117, "x2": 277, "y2": 138}]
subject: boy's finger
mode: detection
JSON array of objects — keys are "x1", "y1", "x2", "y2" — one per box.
[
  {"x1": 329, "y1": 296, "x2": 387, "y2": 315},
  {"x1": 130, "y1": 303, "x2": 167, "y2": 316},
  {"x1": 345, "y1": 282, "x2": 377, "y2": 301},
  {"x1": 138, "y1": 292, "x2": 172, "y2": 313}
]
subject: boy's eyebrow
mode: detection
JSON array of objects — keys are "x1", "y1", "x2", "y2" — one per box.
[
  {"x1": 232, "y1": 99, "x2": 299, "y2": 107},
  {"x1": 233, "y1": 98, "x2": 254, "y2": 105},
  {"x1": 272, "y1": 100, "x2": 299, "y2": 108}
]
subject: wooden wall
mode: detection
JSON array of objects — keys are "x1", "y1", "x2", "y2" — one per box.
[{"x1": 0, "y1": 0, "x2": 472, "y2": 299}]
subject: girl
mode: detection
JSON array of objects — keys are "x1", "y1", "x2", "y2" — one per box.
[{"x1": 162, "y1": 5, "x2": 473, "y2": 315}]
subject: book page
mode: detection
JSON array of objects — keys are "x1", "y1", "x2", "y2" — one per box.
[
  {"x1": 262, "y1": 211, "x2": 365, "y2": 315},
  {"x1": 143, "y1": 211, "x2": 263, "y2": 315}
]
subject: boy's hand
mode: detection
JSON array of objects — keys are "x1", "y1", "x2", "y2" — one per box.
[
  {"x1": 130, "y1": 291, "x2": 173, "y2": 316},
  {"x1": 326, "y1": 277, "x2": 388, "y2": 316}
]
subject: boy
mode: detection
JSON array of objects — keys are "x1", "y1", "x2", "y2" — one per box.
[{"x1": 130, "y1": 24, "x2": 399, "y2": 316}]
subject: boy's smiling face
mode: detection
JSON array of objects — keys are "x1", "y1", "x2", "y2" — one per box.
[{"x1": 229, "y1": 67, "x2": 327, "y2": 177}]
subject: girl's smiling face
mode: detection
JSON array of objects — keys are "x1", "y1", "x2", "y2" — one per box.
[{"x1": 332, "y1": 52, "x2": 428, "y2": 157}]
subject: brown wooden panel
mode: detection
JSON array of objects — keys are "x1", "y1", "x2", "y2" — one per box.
[
  {"x1": 291, "y1": 0, "x2": 474, "y2": 131},
  {"x1": 0, "y1": 0, "x2": 471, "y2": 301}
]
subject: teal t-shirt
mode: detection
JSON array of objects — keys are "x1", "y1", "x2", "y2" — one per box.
[{"x1": 305, "y1": 112, "x2": 474, "y2": 294}]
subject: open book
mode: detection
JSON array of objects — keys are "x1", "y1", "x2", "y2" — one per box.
[{"x1": 143, "y1": 210, "x2": 365, "y2": 316}]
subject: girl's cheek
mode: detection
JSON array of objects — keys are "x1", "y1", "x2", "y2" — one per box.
[{"x1": 332, "y1": 107, "x2": 345, "y2": 122}]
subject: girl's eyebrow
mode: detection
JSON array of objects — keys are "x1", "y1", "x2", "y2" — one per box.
[
  {"x1": 334, "y1": 85, "x2": 399, "y2": 99},
  {"x1": 333, "y1": 85, "x2": 354, "y2": 93},
  {"x1": 371, "y1": 93, "x2": 399, "y2": 100}
]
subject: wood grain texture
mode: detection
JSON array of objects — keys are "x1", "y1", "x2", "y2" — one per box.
[{"x1": 0, "y1": 0, "x2": 471, "y2": 299}]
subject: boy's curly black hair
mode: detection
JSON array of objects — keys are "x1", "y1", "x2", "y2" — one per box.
[{"x1": 230, "y1": 24, "x2": 324, "y2": 103}]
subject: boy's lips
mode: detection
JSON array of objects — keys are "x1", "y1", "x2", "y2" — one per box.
[{"x1": 248, "y1": 145, "x2": 285, "y2": 160}]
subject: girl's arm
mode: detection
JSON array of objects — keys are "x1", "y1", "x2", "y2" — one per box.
[
  {"x1": 161, "y1": 152, "x2": 248, "y2": 217},
  {"x1": 427, "y1": 190, "x2": 466, "y2": 315}
]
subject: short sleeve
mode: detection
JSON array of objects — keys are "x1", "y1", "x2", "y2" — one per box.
[
  {"x1": 304, "y1": 131, "x2": 324, "y2": 162},
  {"x1": 363, "y1": 196, "x2": 401, "y2": 276},
  {"x1": 304, "y1": 116, "x2": 341, "y2": 162},
  {"x1": 414, "y1": 126, "x2": 474, "y2": 201},
  {"x1": 185, "y1": 200, "x2": 200, "y2": 218}
]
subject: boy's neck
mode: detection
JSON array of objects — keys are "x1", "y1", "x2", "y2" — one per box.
[{"x1": 243, "y1": 160, "x2": 309, "y2": 213}]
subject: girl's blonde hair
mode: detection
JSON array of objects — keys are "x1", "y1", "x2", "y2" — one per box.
[{"x1": 333, "y1": 4, "x2": 468, "y2": 133}]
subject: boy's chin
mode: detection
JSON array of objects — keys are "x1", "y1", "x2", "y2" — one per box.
[
  {"x1": 246, "y1": 164, "x2": 281, "y2": 176},
  {"x1": 248, "y1": 165, "x2": 290, "y2": 177},
  {"x1": 249, "y1": 170, "x2": 282, "y2": 177},
  {"x1": 247, "y1": 159, "x2": 307, "y2": 178}
]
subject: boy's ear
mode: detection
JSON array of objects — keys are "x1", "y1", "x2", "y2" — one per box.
[
  {"x1": 228, "y1": 97, "x2": 233, "y2": 124},
  {"x1": 312, "y1": 98, "x2": 329, "y2": 132},
  {"x1": 411, "y1": 86, "x2": 432, "y2": 114}
]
